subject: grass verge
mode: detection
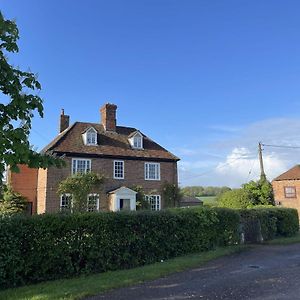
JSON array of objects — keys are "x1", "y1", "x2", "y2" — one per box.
[
  {"x1": 0, "y1": 245, "x2": 246, "y2": 300},
  {"x1": 266, "y1": 232, "x2": 300, "y2": 245}
]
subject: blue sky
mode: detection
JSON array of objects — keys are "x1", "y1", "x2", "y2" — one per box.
[{"x1": 2, "y1": 1, "x2": 300, "y2": 187}]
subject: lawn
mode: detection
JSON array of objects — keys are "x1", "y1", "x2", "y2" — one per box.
[
  {"x1": 197, "y1": 196, "x2": 218, "y2": 207},
  {"x1": 0, "y1": 245, "x2": 246, "y2": 300}
]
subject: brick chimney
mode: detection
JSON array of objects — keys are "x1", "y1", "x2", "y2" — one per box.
[
  {"x1": 100, "y1": 103, "x2": 117, "y2": 131},
  {"x1": 59, "y1": 109, "x2": 70, "y2": 133}
]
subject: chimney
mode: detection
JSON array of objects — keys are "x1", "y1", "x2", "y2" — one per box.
[
  {"x1": 100, "y1": 103, "x2": 117, "y2": 131},
  {"x1": 59, "y1": 109, "x2": 70, "y2": 133}
]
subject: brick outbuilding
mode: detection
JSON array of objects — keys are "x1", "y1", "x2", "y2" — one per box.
[{"x1": 272, "y1": 165, "x2": 300, "y2": 216}]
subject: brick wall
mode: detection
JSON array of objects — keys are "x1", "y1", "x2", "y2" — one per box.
[
  {"x1": 7, "y1": 165, "x2": 38, "y2": 214},
  {"x1": 39, "y1": 156, "x2": 178, "y2": 213},
  {"x1": 272, "y1": 179, "x2": 300, "y2": 216}
]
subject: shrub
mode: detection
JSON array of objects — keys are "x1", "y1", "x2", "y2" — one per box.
[
  {"x1": 218, "y1": 189, "x2": 252, "y2": 209},
  {"x1": 0, "y1": 207, "x2": 240, "y2": 289},
  {"x1": 239, "y1": 207, "x2": 299, "y2": 243},
  {"x1": 0, "y1": 187, "x2": 28, "y2": 216}
]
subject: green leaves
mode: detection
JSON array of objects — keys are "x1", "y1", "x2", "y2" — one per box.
[
  {"x1": 0, "y1": 207, "x2": 241, "y2": 288},
  {"x1": 0, "y1": 11, "x2": 64, "y2": 185},
  {"x1": 58, "y1": 172, "x2": 105, "y2": 213}
]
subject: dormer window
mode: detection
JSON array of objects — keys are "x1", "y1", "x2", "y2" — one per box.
[
  {"x1": 83, "y1": 127, "x2": 97, "y2": 145},
  {"x1": 128, "y1": 131, "x2": 143, "y2": 149},
  {"x1": 133, "y1": 135, "x2": 142, "y2": 148}
]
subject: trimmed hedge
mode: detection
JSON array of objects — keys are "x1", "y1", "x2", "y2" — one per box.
[
  {"x1": 239, "y1": 207, "x2": 299, "y2": 243},
  {"x1": 0, "y1": 207, "x2": 240, "y2": 289},
  {"x1": 0, "y1": 207, "x2": 297, "y2": 289}
]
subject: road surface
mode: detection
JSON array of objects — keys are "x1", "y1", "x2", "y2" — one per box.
[{"x1": 87, "y1": 243, "x2": 300, "y2": 300}]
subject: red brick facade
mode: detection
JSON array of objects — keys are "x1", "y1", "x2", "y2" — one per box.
[
  {"x1": 36, "y1": 156, "x2": 178, "y2": 213},
  {"x1": 272, "y1": 179, "x2": 300, "y2": 215},
  {"x1": 9, "y1": 103, "x2": 179, "y2": 214},
  {"x1": 7, "y1": 165, "x2": 38, "y2": 214}
]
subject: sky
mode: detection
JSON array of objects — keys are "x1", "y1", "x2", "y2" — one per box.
[{"x1": 2, "y1": 0, "x2": 300, "y2": 187}]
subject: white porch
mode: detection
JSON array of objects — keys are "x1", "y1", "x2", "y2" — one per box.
[{"x1": 108, "y1": 186, "x2": 137, "y2": 212}]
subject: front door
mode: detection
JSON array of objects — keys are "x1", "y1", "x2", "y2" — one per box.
[{"x1": 120, "y1": 199, "x2": 131, "y2": 211}]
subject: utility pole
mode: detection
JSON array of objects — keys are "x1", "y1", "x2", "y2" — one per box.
[{"x1": 258, "y1": 142, "x2": 266, "y2": 181}]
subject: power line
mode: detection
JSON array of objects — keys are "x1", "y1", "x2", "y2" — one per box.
[
  {"x1": 262, "y1": 143, "x2": 300, "y2": 149},
  {"x1": 180, "y1": 154, "x2": 252, "y2": 181}
]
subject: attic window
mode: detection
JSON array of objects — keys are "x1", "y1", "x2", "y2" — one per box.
[
  {"x1": 83, "y1": 127, "x2": 97, "y2": 145},
  {"x1": 129, "y1": 131, "x2": 143, "y2": 149},
  {"x1": 134, "y1": 135, "x2": 142, "y2": 148}
]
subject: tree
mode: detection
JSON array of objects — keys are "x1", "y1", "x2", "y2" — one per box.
[
  {"x1": 242, "y1": 179, "x2": 275, "y2": 206},
  {"x1": 218, "y1": 189, "x2": 252, "y2": 209},
  {"x1": 161, "y1": 181, "x2": 182, "y2": 208},
  {"x1": 57, "y1": 172, "x2": 105, "y2": 212},
  {"x1": 0, "y1": 185, "x2": 28, "y2": 215},
  {"x1": 0, "y1": 12, "x2": 64, "y2": 191}
]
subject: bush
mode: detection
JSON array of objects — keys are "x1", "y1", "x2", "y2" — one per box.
[
  {"x1": 239, "y1": 207, "x2": 299, "y2": 243},
  {"x1": 0, "y1": 187, "x2": 28, "y2": 216},
  {"x1": 218, "y1": 189, "x2": 251, "y2": 209},
  {"x1": 0, "y1": 207, "x2": 240, "y2": 289}
]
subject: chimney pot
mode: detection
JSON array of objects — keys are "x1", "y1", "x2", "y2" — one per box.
[{"x1": 59, "y1": 109, "x2": 69, "y2": 133}]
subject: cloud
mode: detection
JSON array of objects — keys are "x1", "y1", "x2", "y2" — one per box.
[
  {"x1": 178, "y1": 118, "x2": 300, "y2": 187},
  {"x1": 214, "y1": 147, "x2": 287, "y2": 186}
]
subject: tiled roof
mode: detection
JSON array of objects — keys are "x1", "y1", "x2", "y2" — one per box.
[
  {"x1": 273, "y1": 165, "x2": 300, "y2": 181},
  {"x1": 42, "y1": 122, "x2": 179, "y2": 162}
]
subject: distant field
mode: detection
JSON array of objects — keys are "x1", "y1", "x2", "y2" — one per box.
[{"x1": 197, "y1": 196, "x2": 218, "y2": 207}]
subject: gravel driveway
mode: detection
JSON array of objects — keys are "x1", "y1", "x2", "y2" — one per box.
[{"x1": 87, "y1": 243, "x2": 300, "y2": 300}]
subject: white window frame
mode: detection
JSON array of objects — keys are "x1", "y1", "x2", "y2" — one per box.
[
  {"x1": 87, "y1": 193, "x2": 100, "y2": 212},
  {"x1": 145, "y1": 195, "x2": 161, "y2": 211},
  {"x1": 113, "y1": 160, "x2": 124, "y2": 179},
  {"x1": 128, "y1": 132, "x2": 143, "y2": 149},
  {"x1": 82, "y1": 127, "x2": 98, "y2": 146},
  {"x1": 284, "y1": 186, "x2": 296, "y2": 198},
  {"x1": 60, "y1": 193, "x2": 73, "y2": 211},
  {"x1": 72, "y1": 158, "x2": 92, "y2": 175},
  {"x1": 145, "y1": 162, "x2": 160, "y2": 180}
]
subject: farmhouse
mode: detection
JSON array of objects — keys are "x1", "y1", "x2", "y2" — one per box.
[
  {"x1": 272, "y1": 165, "x2": 300, "y2": 216},
  {"x1": 7, "y1": 103, "x2": 179, "y2": 214}
]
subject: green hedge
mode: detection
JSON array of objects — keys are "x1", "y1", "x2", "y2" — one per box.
[
  {"x1": 239, "y1": 207, "x2": 299, "y2": 243},
  {"x1": 0, "y1": 208, "x2": 240, "y2": 289}
]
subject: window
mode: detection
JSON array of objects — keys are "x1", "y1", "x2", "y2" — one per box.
[
  {"x1": 114, "y1": 160, "x2": 124, "y2": 179},
  {"x1": 145, "y1": 195, "x2": 161, "y2": 211},
  {"x1": 87, "y1": 194, "x2": 99, "y2": 212},
  {"x1": 72, "y1": 158, "x2": 91, "y2": 174},
  {"x1": 128, "y1": 131, "x2": 143, "y2": 149},
  {"x1": 145, "y1": 162, "x2": 160, "y2": 180},
  {"x1": 83, "y1": 127, "x2": 97, "y2": 145},
  {"x1": 133, "y1": 135, "x2": 142, "y2": 149},
  {"x1": 60, "y1": 194, "x2": 72, "y2": 211},
  {"x1": 284, "y1": 186, "x2": 296, "y2": 198}
]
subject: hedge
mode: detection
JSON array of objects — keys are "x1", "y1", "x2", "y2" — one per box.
[
  {"x1": 0, "y1": 207, "x2": 297, "y2": 289},
  {"x1": 0, "y1": 207, "x2": 240, "y2": 289},
  {"x1": 239, "y1": 207, "x2": 299, "y2": 243}
]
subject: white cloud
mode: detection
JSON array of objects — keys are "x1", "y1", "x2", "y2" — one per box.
[{"x1": 178, "y1": 118, "x2": 300, "y2": 187}]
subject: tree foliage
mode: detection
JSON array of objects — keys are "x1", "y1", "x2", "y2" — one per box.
[
  {"x1": 161, "y1": 181, "x2": 182, "y2": 208},
  {"x1": 242, "y1": 179, "x2": 275, "y2": 206},
  {"x1": 181, "y1": 186, "x2": 231, "y2": 197},
  {"x1": 0, "y1": 12, "x2": 64, "y2": 184},
  {"x1": 218, "y1": 179, "x2": 275, "y2": 209},
  {"x1": 218, "y1": 189, "x2": 251, "y2": 209},
  {"x1": 0, "y1": 185, "x2": 27, "y2": 215},
  {"x1": 57, "y1": 172, "x2": 105, "y2": 212}
]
